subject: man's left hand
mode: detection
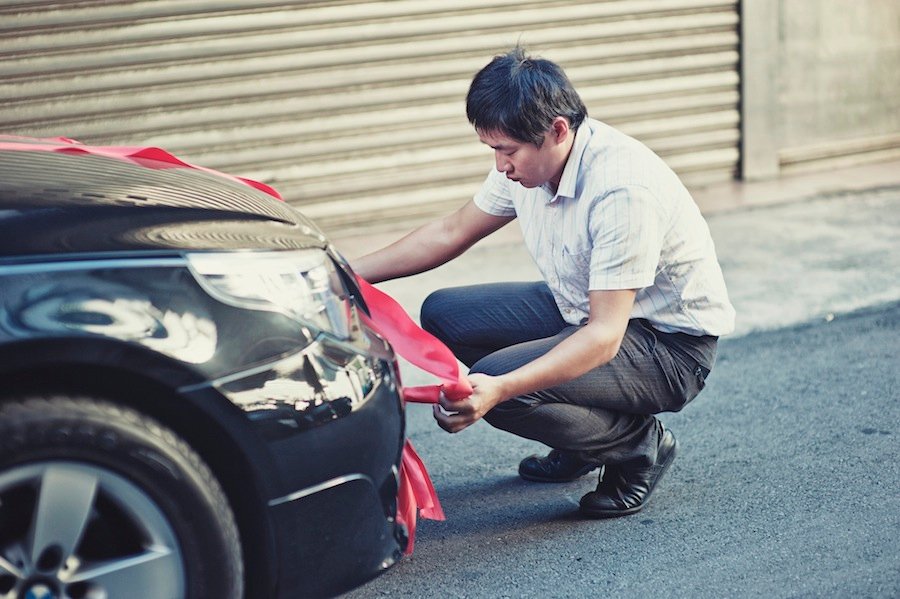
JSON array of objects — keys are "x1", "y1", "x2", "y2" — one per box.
[{"x1": 433, "y1": 373, "x2": 508, "y2": 433}]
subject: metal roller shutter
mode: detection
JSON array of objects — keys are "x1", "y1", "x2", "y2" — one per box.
[{"x1": 1, "y1": 0, "x2": 740, "y2": 235}]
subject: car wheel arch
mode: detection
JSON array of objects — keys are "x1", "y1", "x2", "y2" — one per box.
[{"x1": 0, "y1": 358, "x2": 281, "y2": 599}]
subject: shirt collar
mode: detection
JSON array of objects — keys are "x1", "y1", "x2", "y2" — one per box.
[{"x1": 543, "y1": 119, "x2": 593, "y2": 203}]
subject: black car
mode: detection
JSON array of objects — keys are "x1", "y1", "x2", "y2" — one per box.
[{"x1": 0, "y1": 139, "x2": 407, "y2": 598}]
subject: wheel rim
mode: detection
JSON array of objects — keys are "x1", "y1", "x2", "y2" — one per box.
[{"x1": 0, "y1": 461, "x2": 185, "y2": 599}]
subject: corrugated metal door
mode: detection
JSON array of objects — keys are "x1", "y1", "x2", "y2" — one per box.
[{"x1": 1, "y1": 0, "x2": 740, "y2": 235}]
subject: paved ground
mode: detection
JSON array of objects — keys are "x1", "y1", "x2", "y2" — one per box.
[
  {"x1": 337, "y1": 180, "x2": 900, "y2": 598},
  {"x1": 346, "y1": 302, "x2": 899, "y2": 598}
]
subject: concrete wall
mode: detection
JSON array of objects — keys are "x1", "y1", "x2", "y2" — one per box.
[{"x1": 742, "y1": 0, "x2": 900, "y2": 179}]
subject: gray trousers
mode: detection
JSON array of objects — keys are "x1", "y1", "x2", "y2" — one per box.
[{"x1": 421, "y1": 282, "x2": 718, "y2": 468}]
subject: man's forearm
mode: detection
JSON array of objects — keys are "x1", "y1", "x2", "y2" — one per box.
[
  {"x1": 497, "y1": 322, "x2": 623, "y2": 400},
  {"x1": 350, "y1": 218, "x2": 466, "y2": 283},
  {"x1": 351, "y1": 201, "x2": 513, "y2": 284},
  {"x1": 493, "y1": 289, "x2": 637, "y2": 401}
]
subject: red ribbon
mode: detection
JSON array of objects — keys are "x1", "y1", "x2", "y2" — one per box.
[
  {"x1": 355, "y1": 277, "x2": 472, "y2": 403},
  {"x1": 355, "y1": 277, "x2": 473, "y2": 553},
  {"x1": 0, "y1": 136, "x2": 283, "y2": 200},
  {"x1": 1, "y1": 136, "x2": 465, "y2": 554}
]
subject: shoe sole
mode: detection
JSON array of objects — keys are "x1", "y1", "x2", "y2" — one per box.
[
  {"x1": 579, "y1": 433, "x2": 678, "y2": 518},
  {"x1": 518, "y1": 463, "x2": 599, "y2": 483}
]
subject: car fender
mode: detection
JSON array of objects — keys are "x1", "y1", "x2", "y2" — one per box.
[{"x1": 0, "y1": 335, "x2": 282, "y2": 596}]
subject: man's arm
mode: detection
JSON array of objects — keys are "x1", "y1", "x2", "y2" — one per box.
[
  {"x1": 351, "y1": 200, "x2": 514, "y2": 284},
  {"x1": 434, "y1": 288, "x2": 636, "y2": 433}
]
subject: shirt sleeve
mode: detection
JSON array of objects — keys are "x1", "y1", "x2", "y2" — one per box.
[
  {"x1": 588, "y1": 185, "x2": 665, "y2": 291},
  {"x1": 473, "y1": 168, "x2": 517, "y2": 217}
]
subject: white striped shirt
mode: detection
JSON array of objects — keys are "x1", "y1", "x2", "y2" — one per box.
[{"x1": 473, "y1": 118, "x2": 735, "y2": 336}]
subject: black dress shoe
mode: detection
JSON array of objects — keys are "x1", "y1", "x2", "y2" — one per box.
[
  {"x1": 579, "y1": 428, "x2": 678, "y2": 518},
  {"x1": 518, "y1": 449, "x2": 600, "y2": 483}
]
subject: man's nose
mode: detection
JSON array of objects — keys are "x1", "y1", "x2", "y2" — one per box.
[{"x1": 495, "y1": 154, "x2": 511, "y2": 173}]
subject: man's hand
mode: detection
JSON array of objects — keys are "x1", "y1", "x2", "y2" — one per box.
[{"x1": 433, "y1": 373, "x2": 508, "y2": 433}]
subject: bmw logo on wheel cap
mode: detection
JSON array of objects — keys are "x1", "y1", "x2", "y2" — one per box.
[{"x1": 25, "y1": 583, "x2": 57, "y2": 599}]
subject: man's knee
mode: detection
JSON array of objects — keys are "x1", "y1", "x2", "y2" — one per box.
[
  {"x1": 470, "y1": 352, "x2": 515, "y2": 378},
  {"x1": 420, "y1": 288, "x2": 452, "y2": 338},
  {"x1": 483, "y1": 396, "x2": 533, "y2": 430}
]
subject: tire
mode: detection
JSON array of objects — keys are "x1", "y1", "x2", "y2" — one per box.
[{"x1": 0, "y1": 396, "x2": 243, "y2": 599}]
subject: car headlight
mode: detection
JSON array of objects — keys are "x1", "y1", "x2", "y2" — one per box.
[{"x1": 187, "y1": 249, "x2": 350, "y2": 339}]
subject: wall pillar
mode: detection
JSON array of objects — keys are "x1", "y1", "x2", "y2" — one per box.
[{"x1": 740, "y1": 0, "x2": 780, "y2": 180}]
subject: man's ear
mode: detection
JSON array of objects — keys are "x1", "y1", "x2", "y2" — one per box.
[{"x1": 550, "y1": 117, "x2": 570, "y2": 144}]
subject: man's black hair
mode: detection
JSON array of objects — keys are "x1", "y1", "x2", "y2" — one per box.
[{"x1": 466, "y1": 47, "x2": 587, "y2": 147}]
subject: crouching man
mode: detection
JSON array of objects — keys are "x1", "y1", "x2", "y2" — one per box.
[{"x1": 353, "y1": 47, "x2": 735, "y2": 517}]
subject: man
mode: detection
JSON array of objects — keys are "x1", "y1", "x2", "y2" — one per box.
[{"x1": 352, "y1": 47, "x2": 735, "y2": 517}]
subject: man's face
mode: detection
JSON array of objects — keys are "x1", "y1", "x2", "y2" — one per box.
[{"x1": 477, "y1": 127, "x2": 569, "y2": 190}]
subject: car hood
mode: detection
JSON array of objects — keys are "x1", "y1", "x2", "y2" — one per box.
[{"x1": 0, "y1": 147, "x2": 327, "y2": 258}]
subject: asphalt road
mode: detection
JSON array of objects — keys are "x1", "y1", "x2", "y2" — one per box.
[{"x1": 345, "y1": 301, "x2": 900, "y2": 598}]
